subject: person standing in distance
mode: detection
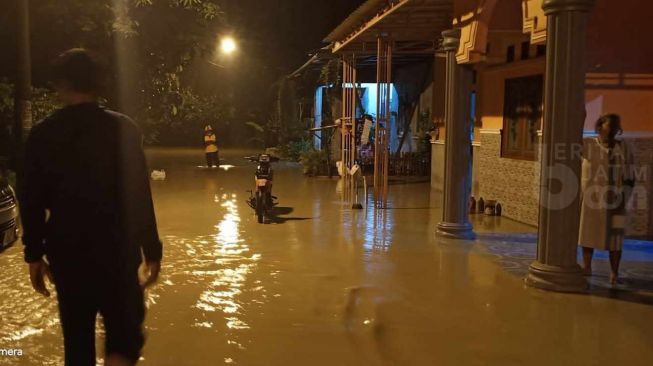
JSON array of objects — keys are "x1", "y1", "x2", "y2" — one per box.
[
  {"x1": 204, "y1": 125, "x2": 219, "y2": 168},
  {"x1": 19, "y1": 49, "x2": 162, "y2": 366}
]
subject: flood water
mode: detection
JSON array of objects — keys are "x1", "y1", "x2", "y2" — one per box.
[{"x1": 1, "y1": 148, "x2": 653, "y2": 365}]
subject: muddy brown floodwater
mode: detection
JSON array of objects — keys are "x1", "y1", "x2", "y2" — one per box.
[{"x1": 1, "y1": 148, "x2": 653, "y2": 366}]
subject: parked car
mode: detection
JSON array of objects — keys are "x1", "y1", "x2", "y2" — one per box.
[{"x1": 0, "y1": 177, "x2": 19, "y2": 250}]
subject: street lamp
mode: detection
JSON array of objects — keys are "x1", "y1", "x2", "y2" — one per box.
[
  {"x1": 220, "y1": 37, "x2": 237, "y2": 55},
  {"x1": 209, "y1": 36, "x2": 237, "y2": 69}
]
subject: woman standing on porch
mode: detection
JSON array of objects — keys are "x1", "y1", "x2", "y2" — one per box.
[{"x1": 579, "y1": 114, "x2": 635, "y2": 285}]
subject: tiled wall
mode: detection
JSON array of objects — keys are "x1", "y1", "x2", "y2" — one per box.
[
  {"x1": 624, "y1": 138, "x2": 653, "y2": 238},
  {"x1": 477, "y1": 131, "x2": 653, "y2": 238},
  {"x1": 431, "y1": 141, "x2": 481, "y2": 196},
  {"x1": 477, "y1": 130, "x2": 541, "y2": 227},
  {"x1": 431, "y1": 141, "x2": 445, "y2": 191}
]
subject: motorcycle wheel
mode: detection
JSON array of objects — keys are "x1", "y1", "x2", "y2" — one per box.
[
  {"x1": 256, "y1": 192, "x2": 265, "y2": 224},
  {"x1": 266, "y1": 192, "x2": 273, "y2": 209}
]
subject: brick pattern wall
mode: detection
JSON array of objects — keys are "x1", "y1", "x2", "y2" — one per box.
[
  {"x1": 625, "y1": 138, "x2": 653, "y2": 238},
  {"x1": 477, "y1": 132, "x2": 653, "y2": 237},
  {"x1": 430, "y1": 141, "x2": 446, "y2": 191},
  {"x1": 478, "y1": 131, "x2": 541, "y2": 226}
]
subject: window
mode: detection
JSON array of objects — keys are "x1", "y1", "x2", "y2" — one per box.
[
  {"x1": 506, "y1": 45, "x2": 515, "y2": 63},
  {"x1": 521, "y1": 41, "x2": 530, "y2": 60},
  {"x1": 501, "y1": 75, "x2": 543, "y2": 161},
  {"x1": 536, "y1": 45, "x2": 546, "y2": 57}
]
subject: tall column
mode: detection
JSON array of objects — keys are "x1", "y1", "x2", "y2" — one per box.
[
  {"x1": 436, "y1": 29, "x2": 475, "y2": 240},
  {"x1": 526, "y1": 0, "x2": 595, "y2": 292}
]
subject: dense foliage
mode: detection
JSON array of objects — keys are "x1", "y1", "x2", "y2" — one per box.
[
  {"x1": 0, "y1": 82, "x2": 59, "y2": 123},
  {"x1": 1, "y1": 0, "x2": 230, "y2": 146},
  {"x1": 0, "y1": 81, "x2": 59, "y2": 159}
]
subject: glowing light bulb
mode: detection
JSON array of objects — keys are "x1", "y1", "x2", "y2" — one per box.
[{"x1": 221, "y1": 37, "x2": 237, "y2": 55}]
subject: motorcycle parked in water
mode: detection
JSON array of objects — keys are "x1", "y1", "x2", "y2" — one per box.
[{"x1": 245, "y1": 154, "x2": 279, "y2": 223}]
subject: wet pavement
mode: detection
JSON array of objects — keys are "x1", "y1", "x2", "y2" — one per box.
[{"x1": 1, "y1": 148, "x2": 653, "y2": 365}]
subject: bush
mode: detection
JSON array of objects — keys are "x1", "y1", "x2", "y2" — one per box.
[
  {"x1": 0, "y1": 81, "x2": 60, "y2": 124},
  {"x1": 279, "y1": 139, "x2": 313, "y2": 162},
  {"x1": 299, "y1": 148, "x2": 328, "y2": 176}
]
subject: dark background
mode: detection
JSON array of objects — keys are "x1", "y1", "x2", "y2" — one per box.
[{"x1": 0, "y1": 0, "x2": 365, "y2": 146}]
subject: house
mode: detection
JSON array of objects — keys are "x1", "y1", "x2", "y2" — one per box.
[
  {"x1": 294, "y1": 0, "x2": 653, "y2": 291},
  {"x1": 453, "y1": 0, "x2": 653, "y2": 238},
  {"x1": 294, "y1": 0, "x2": 653, "y2": 242}
]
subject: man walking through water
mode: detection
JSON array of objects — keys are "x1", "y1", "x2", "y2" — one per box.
[{"x1": 19, "y1": 49, "x2": 162, "y2": 366}]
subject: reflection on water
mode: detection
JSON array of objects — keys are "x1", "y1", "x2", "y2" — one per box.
[
  {"x1": 156, "y1": 192, "x2": 264, "y2": 363},
  {"x1": 3, "y1": 149, "x2": 653, "y2": 365},
  {"x1": 194, "y1": 165, "x2": 236, "y2": 171},
  {"x1": 0, "y1": 239, "x2": 63, "y2": 365},
  {"x1": 194, "y1": 194, "x2": 261, "y2": 335},
  {"x1": 363, "y1": 207, "x2": 394, "y2": 252}
]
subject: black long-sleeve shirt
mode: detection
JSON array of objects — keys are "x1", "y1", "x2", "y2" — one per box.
[{"x1": 19, "y1": 103, "x2": 162, "y2": 272}]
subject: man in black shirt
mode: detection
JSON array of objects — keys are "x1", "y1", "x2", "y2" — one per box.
[{"x1": 19, "y1": 49, "x2": 162, "y2": 365}]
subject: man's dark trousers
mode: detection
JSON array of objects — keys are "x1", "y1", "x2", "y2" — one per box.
[{"x1": 53, "y1": 263, "x2": 145, "y2": 365}]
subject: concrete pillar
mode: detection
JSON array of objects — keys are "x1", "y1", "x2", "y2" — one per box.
[
  {"x1": 525, "y1": 0, "x2": 595, "y2": 292},
  {"x1": 436, "y1": 29, "x2": 476, "y2": 240}
]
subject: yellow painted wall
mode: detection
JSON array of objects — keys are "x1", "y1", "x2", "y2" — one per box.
[
  {"x1": 477, "y1": 58, "x2": 546, "y2": 131},
  {"x1": 585, "y1": 88, "x2": 653, "y2": 132},
  {"x1": 478, "y1": 61, "x2": 653, "y2": 134},
  {"x1": 433, "y1": 57, "x2": 447, "y2": 141}
]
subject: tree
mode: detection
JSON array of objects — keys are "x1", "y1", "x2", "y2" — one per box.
[
  {"x1": 18, "y1": 0, "x2": 229, "y2": 144},
  {"x1": 316, "y1": 58, "x2": 344, "y2": 178},
  {"x1": 110, "y1": 0, "x2": 228, "y2": 143},
  {"x1": 0, "y1": 80, "x2": 59, "y2": 158}
]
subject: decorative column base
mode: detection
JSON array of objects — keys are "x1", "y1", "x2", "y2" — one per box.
[
  {"x1": 525, "y1": 261, "x2": 587, "y2": 293},
  {"x1": 436, "y1": 222, "x2": 476, "y2": 240}
]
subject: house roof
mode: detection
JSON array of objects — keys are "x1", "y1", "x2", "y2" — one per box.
[
  {"x1": 288, "y1": 46, "x2": 335, "y2": 78},
  {"x1": 323, "y1": 0, "x2": 390, "y2": 43},
  {"x1": 326, "y1": 0, "x2": 453, "y2": 55},
  {"x1": 289, "y1": 0, "x2": 452, "y2": 78}
]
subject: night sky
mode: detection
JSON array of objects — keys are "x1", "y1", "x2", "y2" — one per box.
[
  {"x1": 0, "y1": 0, "x2": 366, "y2": 106},
  {"x1": 223, "y1": 0, "x2": 364, "y2": 74},
  {"x1": 198, "y1": 0, "x2": 367, "y2": 119}
]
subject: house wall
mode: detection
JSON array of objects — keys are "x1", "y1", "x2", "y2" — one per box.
[
  {"x1": 477, "y1": 58, "x2": 546, "y2": 131},
  {"x1": 432, "y1": 57, "x2": 447, "y2": 141},
  {"x1": 477, "y1": 129, "x2": 541, "y2": 225},
  {"x1": 584, "y1": 87, "x2": 653, "y2": 132},
  {"x1": 477, "y1": 130, "x2": 653, "y2": 237},
  {"x1": 430, "y1": 57, "x2": 447, "y2": 191},
  {"x1": 585, "y1": 0, "x2": 653, "y2": 133},
  {"x1": 426, "y1": 0, "x2": 653, "y2": 235},
  {"x1": 475, "y1": 58, "x2": 544, "y2": 226},
  {"x1": 431, "y1": 141, "x2": 445, "y2": 191},
  {"x1": 587, "y1": 0, "x2": 653, "y2": 75},
  {"x1": 476, "y1": 64, "x2": 653, "y2": 236},
  {"x1": 626, "y1": 137, "x2": 653, "y2": 238}
]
